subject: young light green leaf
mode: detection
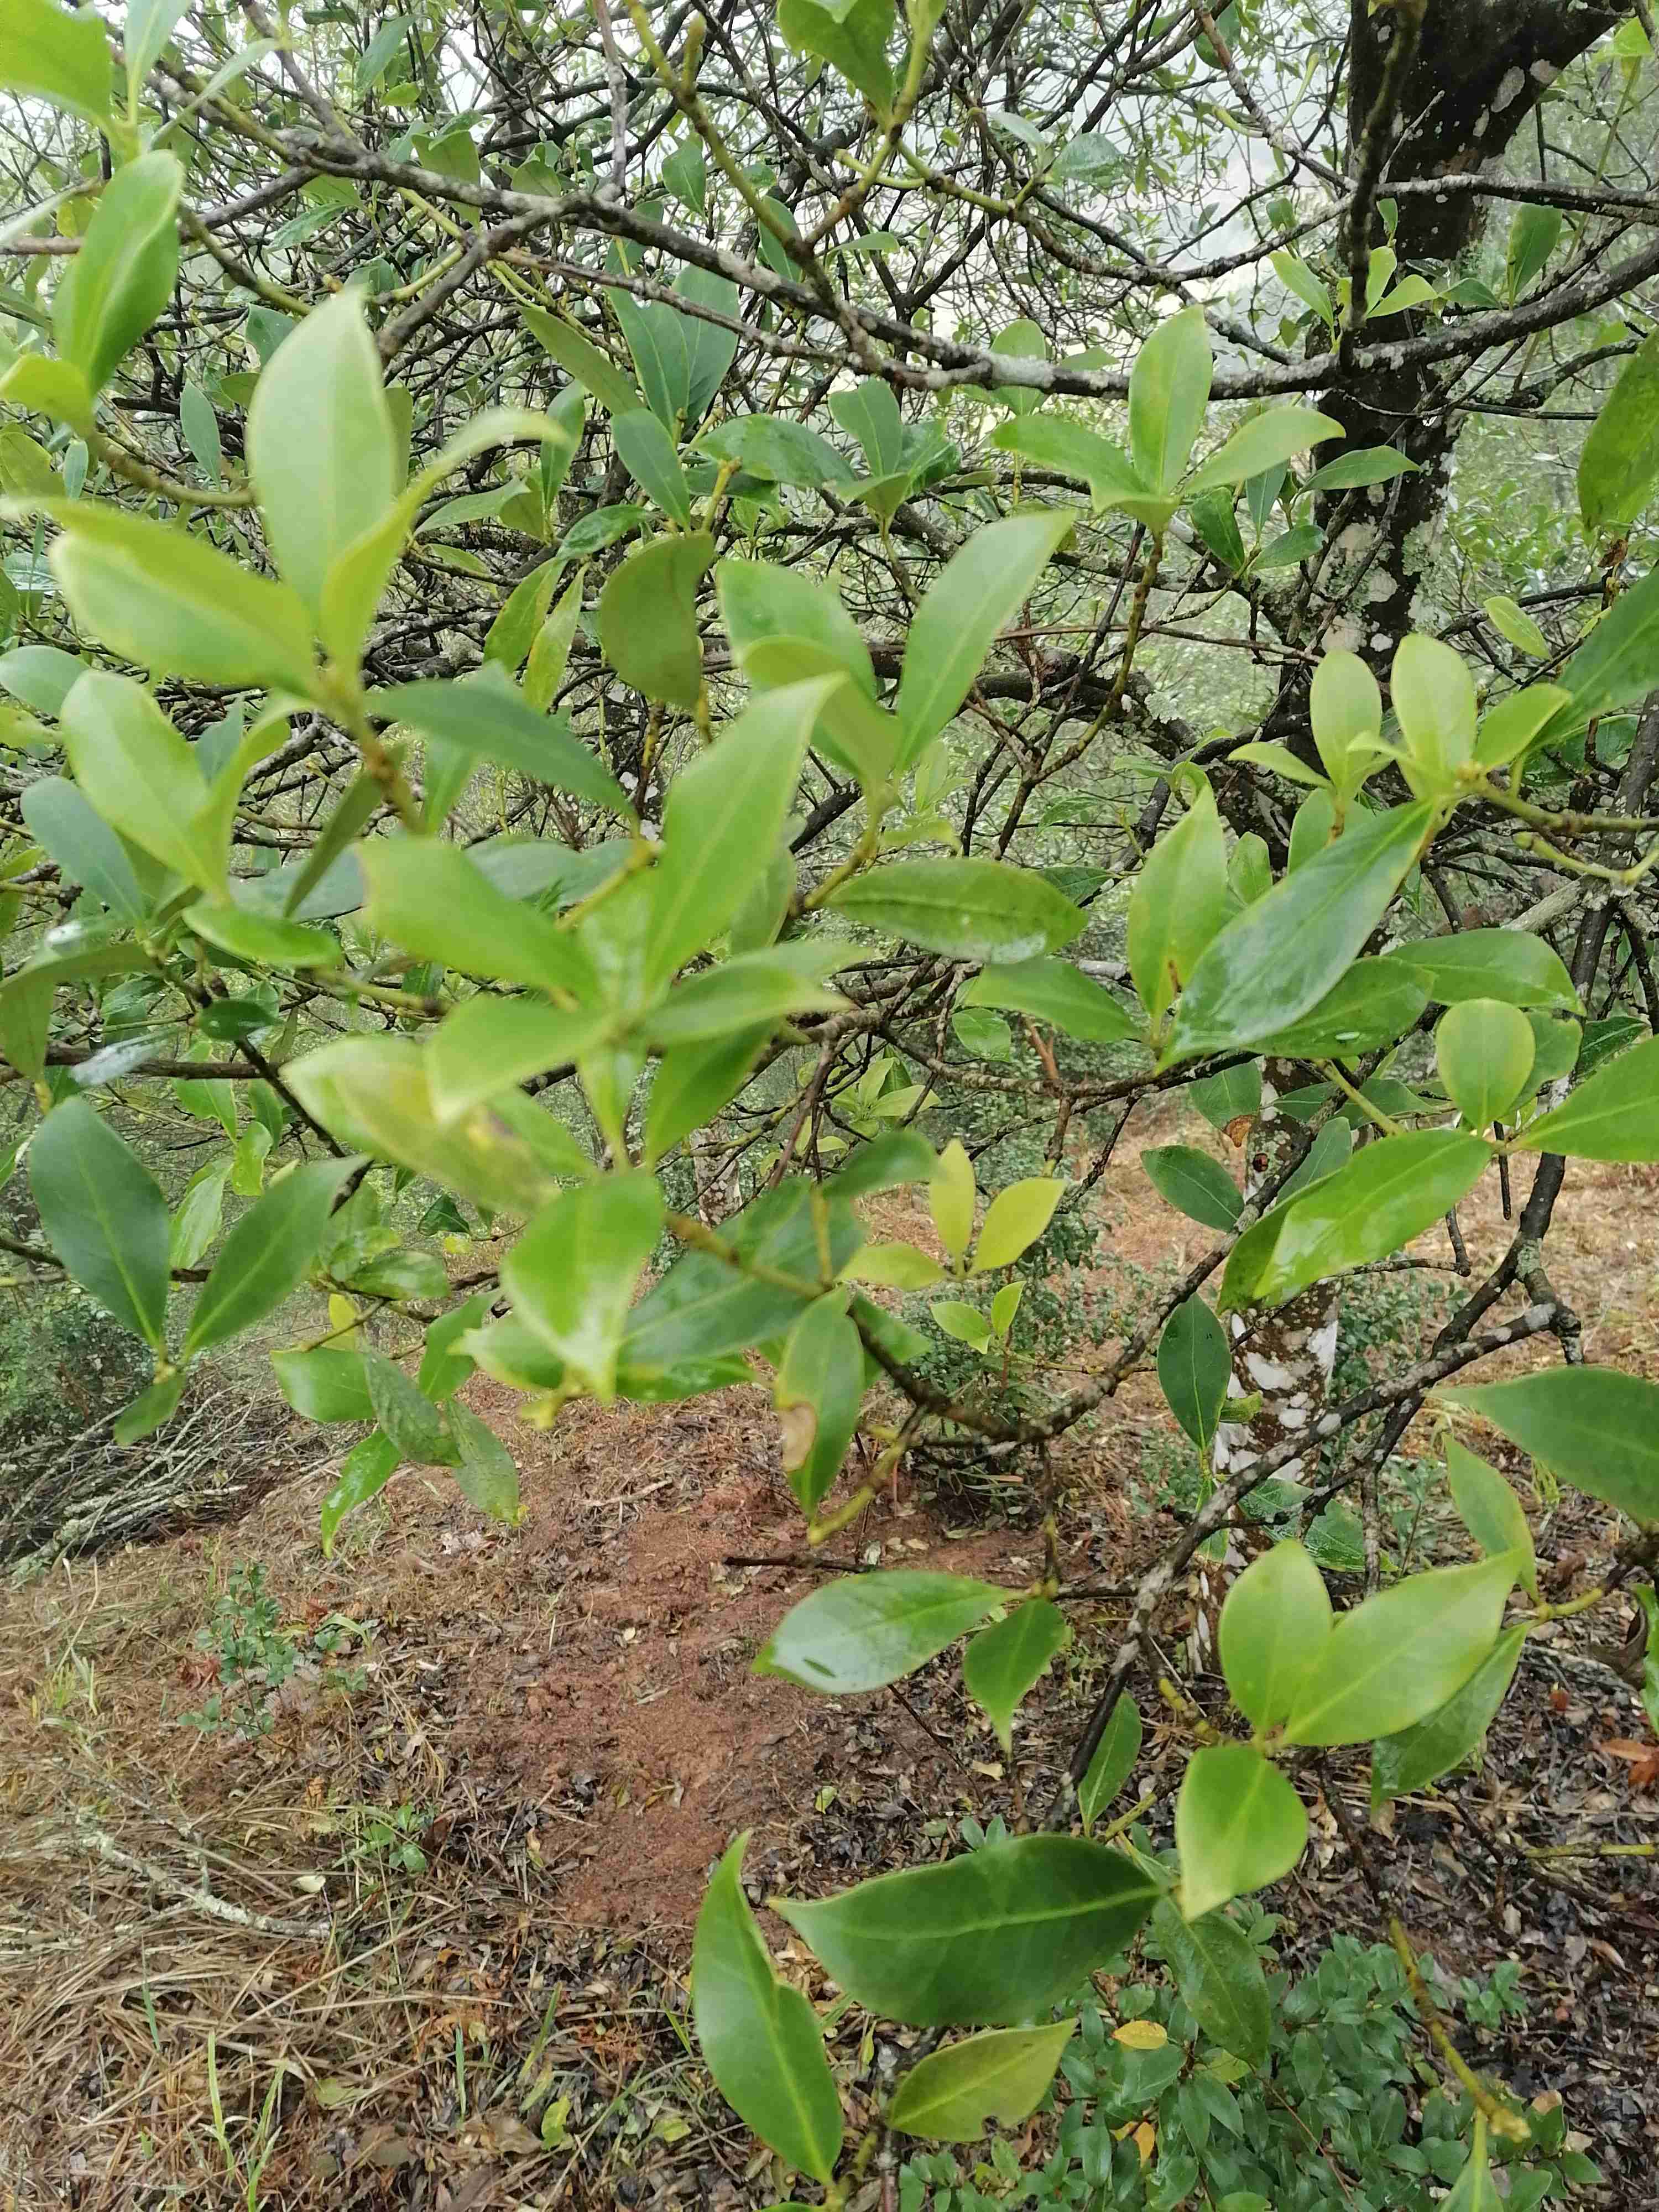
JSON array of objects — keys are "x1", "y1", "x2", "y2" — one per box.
[
  {"x1": 597, "y1": 532, "x2": 714, "y2": 709},
  {"x1": 972, "y1": 1176, "x2": 1063, "y2": 1272},
  {"x1": 1183, "y1": 407, "x2": 1343, "y2": 496},
  {"x1": 502, "y1": 1172, "x2": 664, "y2": 1401},
  {"x1": 1515, "y1": 1032, "x2": 1659, "y2": 1160},
  {"x1": 1218, "y1": 1539, "x2": 1332, "y2": 1730},
  {"x1": 1141, "y1": 1146, "x2": 1240, "y2": 1232},
  {"x1": 426, "y1": 997, "x2": 601, "y2": 1124},
  {"x1": 1129, "y1": 306, "x2": 1212, "y2": 492},
  {"x1": 894, "y1": 510, "x2": 1073, "y2": 763},
  {"x1": 963, "y1": 1598, "x2": 1069, "y2": 1749},
  {"x1": 2, "y1": 0, "x2": 113, "y2": 126},
  {"x1": 693, "y1": 1837, "x2": 843, "y2": 2185},
  {"x1": 29, "y1": 1096, "x2": 171, "y2": 1351},
  {"x1": 1309, "y1": 649, "x2": 1382, "y2": 784},
  {"x1": 1157, "y1": 1296, "x2": 1232, "y2": 1454},
  {"x1": 887, "y1": 2021, "x2": 1077, "y2": 2142},
  {"x1": 1165, "y1": 801, "x2": 1434, "y2": 1063},
  {"x1": 1484, "y1": 594, "x2": 1552, "y2": 660},
  {"x1": 1578, "y1": 330, "x2": 1659, "y2": 542},
  {"x1": 755, "y1": 1570, "x2": 1008, "y2": 1695},
  {"x1": 1303, "y1": 446, "x2": 1418, "y2": 494},
  {"x1": 359, "y1": 836, "x2": 597, "y2": 1002},
  {"x1": 932, "y1": 1300, "x2": 993, "y2": 1350},
  {"x1": 1390, "y1": 633, "x2": 1476, "y2": 796},
  {"x1": 248, "y1": 287, "x2": 398, "y2": 625},
  {"x1": 1176, "y1": 1745, "x2": 1307, "y2": 1921},
  {"x1": 1283, "y1": 1553, "x2": 1517, "y2": 1747},
  {"x1": 182, "y1": 1156, "x2": 355, "y2": 1358},
  {"x1": 1126, "y1": 783, "x2": 1231, "y2": 1024},
  {"x1": 958, "y1": 956, "x2": 1138, "y2": 1042},
  {"x1": 1078, "y1": 1695, "x2": 1142, "y2": 1833},
  {"x1": 778, "y1": 1835, "x2": 1160, "y2": 2026},
  {"x1": 1436, "y1": 1365, "x2": 1659, "y2": 1526},
  {"x1": 377, "y1": 667, "x2": 633, "y2": 816},
  {"x1": 1150, "y1": 1897, "x2": 1270, "y2": 2068},
  {"x1": 1436, "y1": 998, "x2": 1535, "y2": 1126},
  {"x1": 828, "y1": 858, "x2": 1084, "y2": 964},
  {"x1": 990, "y1": 415, "x2": 1167, "y2": 523},
  {"x1": 53, "y1": 152, "x2": 181, "y2": 397},
  {"x1": 1371, "y1": 1623, "x2": 1526, "y2": 1808}
]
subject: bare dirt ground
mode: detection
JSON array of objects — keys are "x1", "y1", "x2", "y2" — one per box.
[{"x1": 1, "y1": 1134, "x2": 1656, "y2": 2209}]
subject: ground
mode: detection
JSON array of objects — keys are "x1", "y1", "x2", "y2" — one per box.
[{"x1": 1, "y1": 1129, "x2": 1656, "y2": 2208}]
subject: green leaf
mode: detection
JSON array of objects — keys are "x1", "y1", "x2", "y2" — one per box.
[
  {"x1": 58, "y1": 671, "x2": 216, "y2": 891},
  {"x1": 503, "y1": 1173, "x2": 664, "y2": 1401},
  {"x1": 1176, "y1": 1746, "x2": 1306, "y2": 1920},
  {"x1": 170, "y1": 1158, "x2": 229, "y2": 1270},
  {"x1": 1483, "y1": 594, "x2": 1551, "y2": 660},
  {"x1": 1381, "y1": 928, "x2": 1578, "y2": 1012},
  {"x1": 645, "y1": 946, "x2": 849, "y2": 1047},
  {"x1": 622, "y1": 1182, "x2": 859, "y2": 1370},
  {"x1": 1473, "y1": 685, "x2": 1571, "y2": 772},
  {"x1": 1506, "y1": 202, "x2": 1563, "y2": 301},
  {"x1": 1221, "y1": 1131, "x2": 1490, "y2": 1312},
  {"x1": 1150, "y1": 1898, "x2": 1270, "y2": 2068},
  {"x1": 931, "y1": 1300, "x2": 992, "y2": 1350},
  {"x1": 39, "y1": 504, "x2": 316, "y2": 693},
  {"x1": 829, "y1": 378, "x2": 905, "y2": 475},
  {"x1": 1184, "y1": 408, "x2": 1343, "y2": 496},
  {"x1": 1371, "y1": 1623, "x2": 1526, "y2": 1808},
  {"x1": 426, "y1": 998, "x2": 600, "y2": 1123},
  {"x1": 775, "y1": 1293, "x2": 865, "y2": 1518},
  {"x1": 779, "y1": 1835, "x2": 1160, "y2": 2026},
  {"x1": 963, "y1": 1598, "x2": 1069, "y2": 1749},
  {"x1": 30, "y1": 1097, "x2": 170, "y2": 1350},
  {"x1": 320, "y1": 1430, "x2": 400, "y2": 1553},
  {"x1": 1579, "y1": 330, "x2": 1659, "y2": 541},
  {"x1": 693, "y1": 1836, "x2": 843, "y2": 2184},
  {"x1": 1254, "y1": 958, "x2": 1427, "y2": 1058},
  {"x1": 18, "y1": 777, "x2": 144, "y2": 919},
  {"x1": 1437, "y1": 1365, "x2": 1659, "y2": 1525},
  {"x1": 1157, "y1": 1296, "x2": 1231, "y2": 1453},
  {"x1": 185, "y1": 900, "x2": 338, "y2": 970},
  {"x1": 1308, "y1": 649, "x2": 1382, "y2": 784},
  {"x1": 827, "y1": 858, "x2": 1083, "y2": 963},
  {"x1": 755, "y1": 1570, "x2": 1007, "y2": 1694},
  {"x1": 359, "y1": 836, "x2": 597, "y2": 1002},
  {"x1": 0, "y1": 0, "x2": 112, "y2": 127},
  {"x1": 521, "y1": 305, "x2": 642, "y2": 420},
  {"x1": 661, "y1": 133, "x2": 707, "y2": 215},
  {"x1": 644, "y1": 1025, "x2": 771, "y2": 1165},
  {"x1": 1166, "y1": 802, "x2": 1433, "y2": 1064},
  {"x1": 1303, "y1": 446, "x2": 1418, "y2": 494},
  {"x1": 377, "y1": 667, "x2": 633, "y2": 816},
  {"x1": 53, "y1": 152, "x2": 180, "y2": 396},
  {"x1": 613, "y1": 408, "x2": 693, "y2": 526},
  {"x1": 887, "y1": 2022, "x2": 1076, "y2": 2142},
  {"x1": 448, "y1": 1400, "x2": 521, "y2": 1522},
  {"x1": 1217, "y1": 1540, "x2": 1331, "y2": 1730},
  {"x1": 1544, "y1": 561, "x2": 1659, "y2": 745},
  {"x1": 894, "y1": 510, "x2": 1073, "y2": 763},
  {"x1": 597, "y1": 532, "x2": 714, "y2": 709},
  {"x1": 927, "y1": 1136, "x2": 975, "y2": 1262},
  {"x1": 273, "y1": 1344, "x2": 372, "y2": 1423},
  {"x1": 1129, "y1": 306, "x2": 1212, "y2": 492},
  {"x1": 1390, "y1": 633, "x2": 1475, "y2": 797},
  {"x1": 114, "y1": 1371, "x2": 185, "y2": 1445},
  {"x1": 1271, "y1": 249, "x2": 1333, "y2": 330},
  {"x1": 1078, "y1": 1696, "x2": 1142, "y2": 1833},
  {"x1": 247, "y1": 287, "x2": 397, "y2": 629},
  {"x1": 182, "y1": 1157, "x2": 354, "y2": 1358},
  {"x1": 778, "y1": 0, "x2": 895, "y2": 111},
  {"x1": 363, "y1": 1347, "x2": 454, "y2": 1466},
  {"x1": 1283, "y1": 1553, "x2": 1517, "y2": 1747},
  {"x1": 958, "y1": 957, "x2": 1138, "y2": 1042},
  {"x1": 1141, "y1": 1147, "x2": 1240, "y2": 1232},
  {"x1": 1127, "y1": 784, "x2": 1232, "y2": 1025},
  {"x1": 1436, "y1": 999, "x2": 1535, "y2": 1125},
  {"x1": 972, "y1": 1176, "x2": 1063, "y2": 1272},
  {"x1": 990, "y1": 416, "x2": 1164, "y2": 521},
  {"x1": 1516, "y1": 1032, "x2": 1659, "y2": 1160},
  {"x1": 647, "y1": 678, "x2": 837, "y2": 987}
]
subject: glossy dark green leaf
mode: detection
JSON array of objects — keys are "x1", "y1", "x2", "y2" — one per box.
[
  {"x1": 757, "y1": 1570, "x2": 1007, "y2": 1695},
  {"x1": 362, "y1": 1348, "x2": 455, "y2": 1467},
  {"x1": 622, "y1": 1182, "x2": 860, "y2": 1369},
  {"x1": 1254, "y1": 958, "x2": 1427, "y2": 1058},
  {"x1": 272, "y1": 1344, "x2": 372, "y2": 1423},
  {"x1": 1437, "y1": 1365, "x2": 1659, "y2": 1524},
  {"x1": 1220, "y1": 1131, "x2": 1490, "y2": 1312},
  {"x1": 1381, "y1": 929, "x2": 1578, "y2": 1012},
  {"x1": 320, "y1": 1430, "x2": 400, "y2": 1553},
  {"x1": 1166, "y1": 803, "x2": 1433, "y2": 1064},
  {"x1": 963, "y1": 1598, "x2": 1069, "y2": 1749},
  {"x1": 613, "y1": 408, "x2": 693, "y2": 526},
  {"x1": 113, "y1": 1371, "x2": 185, "y2": 1446},
  {"x1": 887, "y1": 2022, "x2": 1076, "y2": 2142},
  {"x1": 29, "y1": 1097, "x2": 170, "y2": 1350},
  {"x1": 1150, "y1": 1898, "x2": 1270, "y2": 2067},
  {"x1": 693, "y1": 1836, "x2": 843, "y2": 2183},
  {"x1": 1078, "y1": 1695, "x2": 1142, "y2": 1834},
  {"x1": 1176, "y1": 1745, "x2": 1307, "y2": 1920},
  {"x1": 183, "y1": 1156, "x2": 355, "y2": 1357},
  {"x1": 1284, "y1": 1554, "x2": 1517, "y2": 1747},
  {"x1": 1157, "y1": 1297, "x2": 1231, "y2": 1453},
  {"x1": 1141, "y1": 1146, "x2": 1240, "y2": 1232},
  {"x1": 827, "y1": 859, "x2": 1084, "y2": 963},
  {"x1": 778, "y1": 1836, "x2": 1161, "y2": 2025},
  {"x1": 1371, "y1": 1623, "x2": 1526, "y2": 1807}
]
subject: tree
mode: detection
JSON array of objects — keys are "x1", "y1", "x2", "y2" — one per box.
[{"x1": 3, "y1": 0, "x2": 1659, "y2": 2197}]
